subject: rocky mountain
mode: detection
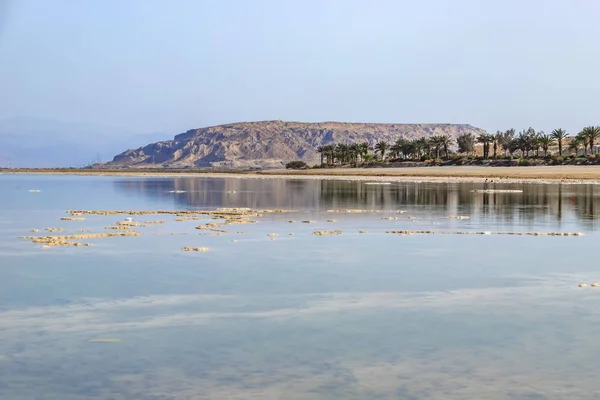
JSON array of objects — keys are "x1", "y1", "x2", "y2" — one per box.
[{"x1": 106, "y1": 120, "x2": 488, "y2": 169}]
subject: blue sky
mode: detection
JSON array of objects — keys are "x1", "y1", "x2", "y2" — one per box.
[{"x1": 1, "y1": 0, "x2": 599, "y2": 135}]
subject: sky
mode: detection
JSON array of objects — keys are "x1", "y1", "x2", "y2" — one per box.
[{"x1": 1, "y1": 0, "x2": 600, "y2": 135}]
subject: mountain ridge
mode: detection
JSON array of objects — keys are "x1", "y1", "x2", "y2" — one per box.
[{"x1": 106, "y1": 120, "x2": 488, "y2": 169}]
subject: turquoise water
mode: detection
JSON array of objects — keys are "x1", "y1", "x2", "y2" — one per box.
[{"x1": 1, "y1": 174, "x2": 600, "y2": 399}]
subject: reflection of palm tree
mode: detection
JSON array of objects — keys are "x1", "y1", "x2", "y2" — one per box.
[
  {"x1": 551, "y1": 128, "x2": 568, "y2": 156},
  {"x1": 557, "y1": 184, "x2": 563, "y2": 222}
]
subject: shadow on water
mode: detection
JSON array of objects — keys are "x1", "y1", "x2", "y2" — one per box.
[{"x1": 113, "y1": 177, "x2": 600, "y2": 230}]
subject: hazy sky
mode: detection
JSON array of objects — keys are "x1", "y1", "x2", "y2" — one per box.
[{"x1": 1, "y1": 0, "x2": 599, "y2": 135}]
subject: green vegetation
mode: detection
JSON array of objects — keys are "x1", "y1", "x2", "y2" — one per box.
[
  {"x1": 551, "y1": 128, "x2": 568, "y2": 156},
  {"x1": 374, "y1": 141, "x2": 390, "y2": 160},
  {"x1": 311, "y1": 125, "x2": 600, "y2": 167},
  {"x1": 456, "y1": 132, "x2": 475, "y2": 155},
  {"x1": 285, "y1": 161, "x2": 308, "y2": 170},
  {"x1": 316, "y1": 135, "x2": 456, "y2": 166}
]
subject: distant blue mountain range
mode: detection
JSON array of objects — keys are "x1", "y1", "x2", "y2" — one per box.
[{"x1": 0, "y1": 117, "x2": 167, "y2": 168}]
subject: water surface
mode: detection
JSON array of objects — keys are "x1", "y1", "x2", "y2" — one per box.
[{"x1": 1, "y1": 174, "x2": 599, "y2": 399}]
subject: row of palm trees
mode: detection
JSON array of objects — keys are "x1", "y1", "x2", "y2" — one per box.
[
  {"x1": 315, "y1": 126, "x2": 600, "y2": 166},
  {"x1": 316, "y1": 142, "x2": 371, "y2": 165},
  {"x1": 470, "y1": 126, "x2": 600, "y2": 158},
  {"x1": 316, "y1": 135, "x2": 456, "y2": 166}
]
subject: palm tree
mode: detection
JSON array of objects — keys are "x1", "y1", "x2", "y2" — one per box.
[
  {"x1": 440, "y1": 135, "x2": 454, "y2": 159},
  {"x1": 429, "y1": 135, "x2": 446, "y2": 159},
  {"x1": 456, "y1": 133, "x2": 475, "y2": 155},
  {"x1": 517, "y1": 132, "x2": 527, "y2": 158},
  {"x1": 551, "y1": 128, "x2": 568, "y2": 156},
  {"x1": 322, "y1": 144, "x2": 335, "y2": 165},
  {"x1": 537, "y1": 133, "x2": 554, "y2": 158},
  {"x1": 532, "y1": 132, "x2": 543, "y2": 158},
  {"x1": 506, "y1": 138, "x2": 520, "y2": 158},
  {"x1": 416, "y1": 137, "x2": 430, "y2": 159},
  {"x1": 374, "y1": 141, "x2": 389, "y2": 160},
  {"x1": 390, "y1": 140, "x2": 402, "y2": 160},
  {"x1": 350, "y1": 143, "x2": 361, "y2": 164},
  {"x1": 359, "y1": 142, "x2": 371, "y2": 161},
  {"x1": 392, "y1": 138, "x2": 412, "y2": 160},
  {"x1": 477, "y1": 134, "x2": 493, "y2": 159},
  {"x1": 527, "y1": 127, "x2": 537, "y2": 157},
  {"x1": 320, "y1": 144, "x2": 329, "y2": 165},
  {"x1": 568, "y1": 136, "x2": 583, "y2": 156},
  {"x1": 517, "y1": 129, "x2": 536, "y2": 158},
  {"x1": 316, "y1": 146, "x2": 325, "y2": 166},
  {"x1": 404, "y1": 141, "x2": 416, "y2": 160},
  {"x1": 576, "y1": 132, "x2": 589, "y2": 155},
  {"x1": 492, "y1": 132, "x2": 502, "y2": 158},
  {"x1": 335, "y1": 143, "x2": 350, "y2": 164},
  {"x1": 581, "y1": 126, "x2": 600, "y2": 154},
  {"x1": 497, "y1": 129, "x2": 515, "y2": 156}
]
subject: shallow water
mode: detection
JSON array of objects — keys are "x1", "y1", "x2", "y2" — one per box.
[{"x1": 1, "y1": 174, "x2": 600, "y2": 399}]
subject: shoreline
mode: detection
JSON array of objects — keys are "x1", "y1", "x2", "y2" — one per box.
[{"x1": 4, "y1": 166, "x2": 600, "y2": 184}]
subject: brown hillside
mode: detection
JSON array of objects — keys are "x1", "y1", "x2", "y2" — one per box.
[{"x1": 107, "y1": 120, "x2": 488, "y2": 168}]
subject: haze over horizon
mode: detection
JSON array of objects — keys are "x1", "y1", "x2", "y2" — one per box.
[{"x1": 1, "y1": 0, "x2": 600, "y2": 136}]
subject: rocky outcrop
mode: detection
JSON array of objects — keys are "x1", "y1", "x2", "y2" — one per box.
[{"x1": 106, "y1": 120, "x2": 487, "y2": 169}]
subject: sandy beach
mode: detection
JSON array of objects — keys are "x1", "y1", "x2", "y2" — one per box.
[{"x1": 5, "y1": 166, "x2": 600, "y2": 184}]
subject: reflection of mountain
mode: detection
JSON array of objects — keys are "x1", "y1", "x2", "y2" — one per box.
[
  {"x1": 113, "y1": 177, "x2": 600, "y2": 229},
  {"x1": 114, "y1": 178, "x2": 323, "y2": 210}
]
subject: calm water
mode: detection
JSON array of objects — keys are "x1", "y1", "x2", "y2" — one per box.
[{"x1": 1, "y1": 174, "x2": 600, "y2": 399}]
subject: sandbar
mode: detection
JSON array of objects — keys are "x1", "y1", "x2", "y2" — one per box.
[{"x1": 6, "y1": 166, "x2": 600, "y2": 184}]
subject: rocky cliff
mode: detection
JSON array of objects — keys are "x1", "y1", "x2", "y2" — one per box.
[{"x1": 106, "y1": 120, "x2": 487, "y2": 169}]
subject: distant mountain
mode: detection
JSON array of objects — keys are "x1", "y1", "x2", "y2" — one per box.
[
  {"x1": 0, "y1": 117, "x2": 167, "y2": 167},
  {"x1": 106, "y1": 120, "x2": 488, "y2": 169}
]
